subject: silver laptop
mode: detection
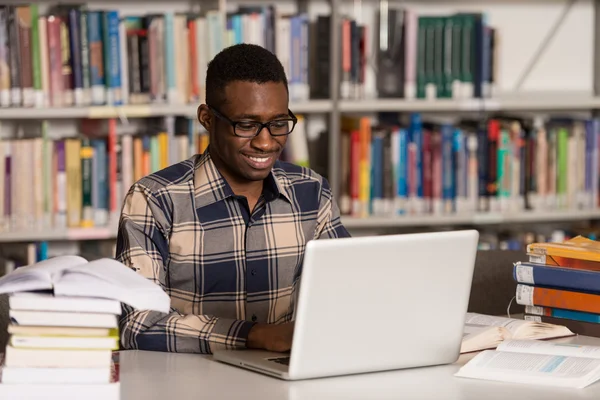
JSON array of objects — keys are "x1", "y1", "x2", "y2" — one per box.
[{"x1": 213, "y1": 230, "x2": 479, "y2": 380}]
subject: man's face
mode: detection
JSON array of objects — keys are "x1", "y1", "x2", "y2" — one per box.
[{"x1": 203, "y1": 81, "x2": 289, "y2": 183}]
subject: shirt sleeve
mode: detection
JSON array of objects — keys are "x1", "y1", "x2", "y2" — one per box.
[
  {"x1": 315, "y1": 177, "x2": 351, "y2": 239},
  {"x1": 116, "y1": 183, "x2": 255, "y2": 354}
]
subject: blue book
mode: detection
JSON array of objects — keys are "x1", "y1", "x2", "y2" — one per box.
[
  {"x1": 514, "y1": 262, "x2": 600, "y2": 294},
  {"x1": 371, "y1": 134, "x2": 384, "y2": 214},
  {"x1": 91, "y1": 139, "x2": 108, "y2": 224},
  {"x1": 527, "y1": 306, "x2": 600, "y2": 324},
  {"x1": 87, "y1": 11, "x2": 104, "y2": 105},
  {"x1": 102, "y1": 10, "x2": 122, "y2": 105},
  {"x1": 397, "y1": 128, "x2": 408, "y2": 214}
]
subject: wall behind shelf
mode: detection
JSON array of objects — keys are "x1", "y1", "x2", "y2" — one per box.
[{"x1": 341, "y1": 0, "x2": 593, "y2": 98}]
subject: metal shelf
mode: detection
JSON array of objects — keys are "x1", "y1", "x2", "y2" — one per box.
[
  {"x1": 0, "y1": 100, "x2": 333, "y2": 120},
  {"x1": 342, "y1": 210, "x2": 600, "y2": 229},
  {"x1": 339, "y1": 93, "x2": 600, "y2": 113},
  {"x1": 0, "y1": 226, "x2": 118, "y2": 243}
]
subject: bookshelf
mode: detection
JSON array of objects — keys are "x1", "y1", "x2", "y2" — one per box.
[{"x1": 0, "y1": 0, "x2": 598, "y2": 251}]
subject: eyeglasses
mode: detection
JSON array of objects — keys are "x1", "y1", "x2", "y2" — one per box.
[{"x1": 210, "y1": 107, "x2": 298, "y2": 138}]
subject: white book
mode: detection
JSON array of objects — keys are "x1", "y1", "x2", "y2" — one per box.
[
  {"x1": 10, "y1": 334, "x2": 118, "y2": 350},
  {"x1": 0, "y1": 382, "x2": 119, "y2": 399},
  {"x1": 2, "y1": 366, "x2": 111, "y2": 384},
  {"x1": 9, "y1": 292, "x2": 121, "y2": 314},
  {"x1": 0, "y1": 255, "x2": 170, "y2": 313},
  {"x1": 3, "y1": 346, "x2": 112, "y2": 368},
  {"x1": 9, "y1": 309, "x2": 117, "y2": 328},
  {"x1": 456, "y1": 339, "x2": 600, "y2": 388}
]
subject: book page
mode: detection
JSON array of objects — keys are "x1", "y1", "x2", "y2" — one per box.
[
  {"x1": 465, "y1": 313, "x2": 529, "y2": 336},
  {"x1": 54, "y1": 258, "x2": 171, "y2": 313},
  {"x1": 464, "y1": 313, "x2": 573, "y2": 340},
  {"x1": 461, "y1": 324, "x2": 508, "y2": 354},
  {"x1": 0, "y1": 255, "x2": 87, "y2": 295},
  {"x1": 455, "y1": 349, "x2": 600, "y2": 388},
  {"x1": 498, "y1": 340, "x2": 600, "y2": 359}
]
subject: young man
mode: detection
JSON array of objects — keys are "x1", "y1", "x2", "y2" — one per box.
[{"x1": 116, "y1": 44, "x2": 350, "y2": 354}]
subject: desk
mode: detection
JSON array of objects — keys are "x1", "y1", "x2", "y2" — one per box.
[{"x1": 120, "y1": 335, "x2": 600, "y2": 400}]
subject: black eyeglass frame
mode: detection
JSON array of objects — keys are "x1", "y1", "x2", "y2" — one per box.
[{"x1": 209, "y1": 106, "x2": 298, "y2": 138}]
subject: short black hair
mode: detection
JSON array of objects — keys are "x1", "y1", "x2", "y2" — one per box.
[{"x1": 205, "y1": 44, "x2": 288, "y2": 108}]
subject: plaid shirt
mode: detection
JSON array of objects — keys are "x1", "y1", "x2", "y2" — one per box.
[{"x1": 116, "y1": 150, "x2": 350, "y2": 354}]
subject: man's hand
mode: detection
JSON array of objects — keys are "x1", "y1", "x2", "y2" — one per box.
[{"x1": 247, "y1": 322, "x2": 294, "y2": 352}]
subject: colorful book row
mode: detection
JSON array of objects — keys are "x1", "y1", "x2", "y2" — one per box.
[
  {"x1": 339, "y1": 114, "x2": 600, "y2": 218},
  {"x1": 0, "y1": 4, "x2": 321, "y2": 110}
]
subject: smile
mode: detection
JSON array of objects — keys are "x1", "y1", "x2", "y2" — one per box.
[{"x1": 243, "y1": 153, "x2": 274, "y2": 169}]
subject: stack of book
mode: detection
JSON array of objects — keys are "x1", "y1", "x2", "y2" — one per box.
[
  {"x1": 0, "y1": 255, "x2": 171, "y2": 399},
  {"x1": 0, "y1": 292, "x2": 120, "y2": 398},
  {"x1": 514, "y1": 235, "x2": 600, "y2": 337}
]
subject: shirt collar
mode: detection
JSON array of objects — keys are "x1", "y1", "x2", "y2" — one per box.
[{"x1": 193, "y1": 150, "x2": 293, "y2": 209}]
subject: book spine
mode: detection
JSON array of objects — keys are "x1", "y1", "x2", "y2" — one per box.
[
  {"x1": 37, "y1": 16, "x2": 49, "y2": 108},
  {"x1": 517, "y1": 284, "x2": 600, "y2": 315},
  {"x1": 164, "y1": 12, "x2": 176, "y2": 104},
  {"x1": 80, "y1": 139, "x2": 94, "y2": 228},
  {"x1": 47, "y1": 15, "x2": 63, "y2": 107},
  {"x1": 87, "y1": 11, "x2": 104, "y2": 105},
  {"x1": 30, "y1": 4, "x2": 41, "y2": 107},
  {"x1": 442, "y1": 123, "x2": 454, "y2": 214},
  {"x1": 80, "y1": 9, "x2": 90, "y2": 105},
  {"x1": 514, "y1": 262, "x2": 600, "y2": 294},
  {"x1": 525, "y1": 306, "x2": 600, "y2": 324},
  {"x1": 65, "y1": 139, "x2": 81, "y2": 228},
  {"x1": 59, "y1": 14, "x2": 73, "y2": 106},
  {"x1": 103, "y1": 11, "x2": 121, "y2": 106},
  {"x1": 7, "y1": 6, "x2": 21, "y2": 106},
  {"x1": 0, "y1": 6, "x2": 9, "y2": 107},
  {"x1": 108, "y1": 119, "x2": 117, "y2": 221},
  {"x1": 68, "y1": 8, "x2": 83, "y2": 106},
  {"x1": 54, "y1": 140, "x2": 67, "y2": 229},
  {"x1": 396, "y1": 128, "x2": 408, "y2": 215}
]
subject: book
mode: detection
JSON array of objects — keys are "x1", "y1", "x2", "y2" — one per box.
[
  {"x1": 513, "y1": 262, "x2": 600, "y2": 293},
  {"x1": 516, "y1": 283, "x2": 600, "y2": 315},
  {"x1": 0, "y1": 254, "x2": 170, "y2": 313},
  {"x1": 461, "y1": 313, "x2": 574, "y2": 353},
  {"x1": 525, "y1": 314, "x2": 600, "y2": 338},
  {"x1": 528, "y1": 235, "x2": 600, "y2": 263},
  {"x1": 456, "y1": 339, "x2": 600, "y2": 388},
  {"x1": 9, "y1": 292, "x2": 121, "y2": 314}
]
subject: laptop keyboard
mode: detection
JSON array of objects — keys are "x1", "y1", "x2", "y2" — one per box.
[{"x1": 268, "y1": 356, "x2": 290, "y2": 366}]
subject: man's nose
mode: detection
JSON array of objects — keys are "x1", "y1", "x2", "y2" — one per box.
[{"x1": 251, "y1": 126, "x2": 278, "y2": 151}]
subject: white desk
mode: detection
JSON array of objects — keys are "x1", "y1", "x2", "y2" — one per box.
[{"x1": 120, "y1": 335, "x2": 600, "y2": 400}]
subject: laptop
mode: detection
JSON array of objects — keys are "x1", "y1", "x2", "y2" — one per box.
[{"x1": 213, "y1": 230, "x2": 479, "y2": 380}]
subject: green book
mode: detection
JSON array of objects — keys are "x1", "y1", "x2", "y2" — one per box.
[
  {"x1": 80, "y1": 138, "x2": 94, "y2": 228},
  {"x1": 416, "y1": 17, "x2": 429, "y2": 99},
  {"x1": 557, "y1": 127, "x2": 569, "y2": 208},
  {"x1": 497, "y1": 129, "x2": 511, "y2": 208},
  {"x1": 80, "y1": 8, "x2": 91, "y2": 105},
  {"x1": 150, "y1": 135, "x2": 160, "y2": 173}
]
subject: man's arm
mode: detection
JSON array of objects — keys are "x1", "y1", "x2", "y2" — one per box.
[
  {"x1": 315, "y1": 177, "x2": 351, "y2": 239},
  {"x1": 116, "y1": 183, "x2": 255, "y2": 354}
]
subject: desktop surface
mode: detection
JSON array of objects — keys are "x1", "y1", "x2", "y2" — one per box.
[{"x1": 120, "y1": 335, "x2": 600, "y2": 400}]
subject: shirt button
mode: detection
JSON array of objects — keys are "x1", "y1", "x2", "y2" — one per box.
[
  {"x1": 251, "y1": 315, "x2": 257, "y2": 322},
  {"x1": 251, "y1": 269, "x2": 257, "y2": 276}
]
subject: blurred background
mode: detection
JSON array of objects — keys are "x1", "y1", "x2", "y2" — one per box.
[{"x1": 0, "y1": 0, "x2": 599, "y2": 273}]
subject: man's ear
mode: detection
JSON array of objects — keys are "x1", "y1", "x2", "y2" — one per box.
[{"x1": 198, "y1": 104, "x2": 212, "y2": 132}]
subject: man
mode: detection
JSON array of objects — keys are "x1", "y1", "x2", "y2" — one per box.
[{"x1": 116, "y1": 43, "x2": 350, "y2": 354}]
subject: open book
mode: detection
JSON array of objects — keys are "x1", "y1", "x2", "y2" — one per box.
[
  {"x1": 461, "y1": 313, "x2": 574, "y2": 353},
  {"x1": 456, "y1": 339, "x2": 600, "y2": 388},
  {"x1": 0, "y1": 255, "x2": 170, "y2": 313}
]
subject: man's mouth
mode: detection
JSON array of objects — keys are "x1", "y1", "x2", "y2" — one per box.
[{"x1": 242, "y1": 153, "x2": 275, "y2": 169}]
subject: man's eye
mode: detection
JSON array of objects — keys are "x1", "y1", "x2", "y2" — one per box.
[
  {"x1": 271, "y1": 121, "x2": 288, "y2": 129},
  {"x1": 238, "y1": 123, "x2": 258, "y2": 131}
]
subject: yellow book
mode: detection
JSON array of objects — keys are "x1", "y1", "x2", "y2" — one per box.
[
  {"x1": 65, "y1": 139, "x2": 82, "y2": 228},
  {"x1": 527, "y1": 236, "x2": 600, "y2": 263},
  {"x1": 158, "y1": 132, "x2": 169, "y2": 169}
]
